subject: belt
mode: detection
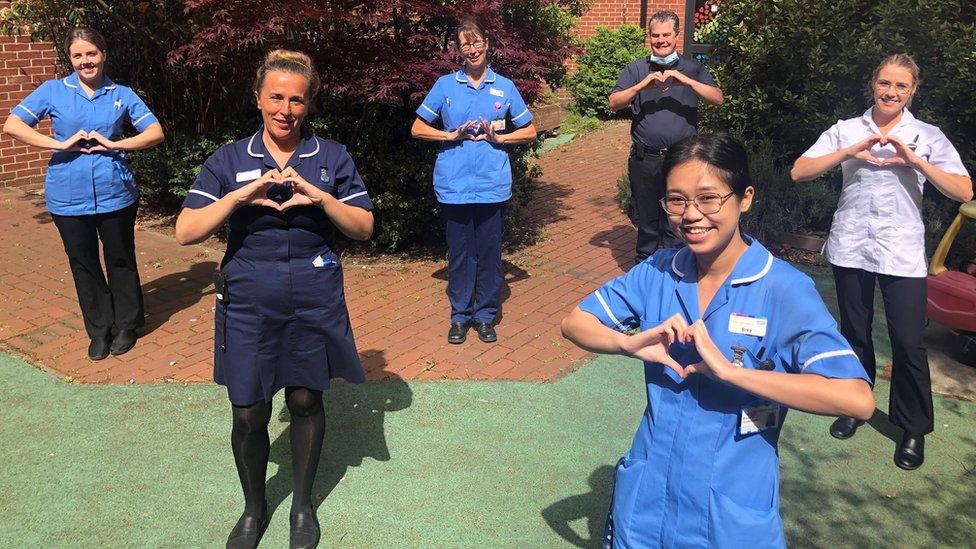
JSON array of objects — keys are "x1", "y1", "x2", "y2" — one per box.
[{"x1": 632, "y1": 144, "x2": 668, "y2": 157}]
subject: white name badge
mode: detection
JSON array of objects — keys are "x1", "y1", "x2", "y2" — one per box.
[
  {"x1": 490, "y1": 119, "x2": 506, "y2": 132},
  {"x1": 489, "y1": 87, "x2": 505, "y2": 97},
  {"x1": 235, "y1": 168, "x2": 261, "y2": 183},
  {"x1": 739, "y1": 403, "x2": 780, "y2": 435},
  {"x1": 728, "y1": 312, "x2": 767, "y2": 337}
]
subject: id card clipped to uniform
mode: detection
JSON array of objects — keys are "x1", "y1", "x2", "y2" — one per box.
[{"x1": 738, "y1": 401, "x2": 780, "y2": 436}]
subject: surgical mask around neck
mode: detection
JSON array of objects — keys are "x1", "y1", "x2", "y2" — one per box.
[{"x1": 649, "y1": 52, "x2": 679, "y2": 67}]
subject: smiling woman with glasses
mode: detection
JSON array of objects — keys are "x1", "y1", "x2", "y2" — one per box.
[
  {"x1": 791, "y1": 53, "x2": 973, "y2": 471},
  {"x1": 411, "y1": 19, "x2": 537, "y2": 345},
  {"x1": 562, "y1": 133, "x2": 874, "y2": 547}
]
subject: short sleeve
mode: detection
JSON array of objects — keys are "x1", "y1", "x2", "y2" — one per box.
[
  {"x1": 334, "y1": 145, "x2": 373, "y2": 211},
  {"x1": 578, "y1": 266, "x2": 647, "y2": 332},
  {"x1": 416, "y1": 79, "x2": 444, "y2": 124},
  {"x1": 10, "y1": 80, "x2": 53, "y2": 126},
  {"x1": 611, "y1": 64, "x2": 638, "y2": 94},
  {"x1": 802, "y1": 122, "x2": 843, "y2": 157},
  {"x1": 124, "y1": 88, "x2": 159, "y2": 132},
  {"x1": 182, "y1": 150, "x2": 226, "y2": 209},
  {"x1": 773, "y1": 275, "x2": 869, "y2": 383},
  {"x1": 923, "y1": 129, "x2": 970, "y2": 177},
  {"x1": 507, "y1": 83, "x2": 533, "y2": 129}
]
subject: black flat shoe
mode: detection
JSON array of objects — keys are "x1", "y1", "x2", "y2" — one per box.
[
  {"x1": 829, "y1": 416, "x2": 863, "y2": 440},
  {"x1": 109, "y1": 329, "x2": 137, "y2": 356},
  {"x1": 448, "y1": 322, "x2": 469, "y2": 344},
  {"x1": 88, "y1": 336, "x2": 112, "y2": 361},
  {"x1": 290, "y1": 509, "x2": 321, "y2": 549},
  {"x1": 226, "y1": 504, "x2": 269, "y2": 549},
  {"x1": 894, "y1": 434, "x2": 925, "y2": 471},
  {"x1": 473, "y1": 322, "x2": 497, "y2": 343}
]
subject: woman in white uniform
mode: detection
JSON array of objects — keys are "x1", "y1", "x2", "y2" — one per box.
[{"x1": 791, "y1": 53, "x2": 973, "y2": 470}]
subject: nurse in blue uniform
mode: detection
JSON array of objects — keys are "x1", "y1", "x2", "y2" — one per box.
[
  {"x1": 3, "y1": 27, "x2": 164, "y2": 360},
  {"x1": 411, "y1": 18, "x2": 537, "y2": 344},
  {"x1": 175, "y1": 50, "x2": 373, "y2": 549},
  {"x1": 561, "y1": 134, "x2": 875, "y2": 548}
]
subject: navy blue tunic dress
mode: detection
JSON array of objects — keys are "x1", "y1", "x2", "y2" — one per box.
[{"x1": 183, "y1": 127, "x2": 374, "y2": 405}]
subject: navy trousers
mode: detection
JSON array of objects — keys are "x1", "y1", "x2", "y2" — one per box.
[{"x1": 441, "y1": 202, "x2": 506, "y2": 324}]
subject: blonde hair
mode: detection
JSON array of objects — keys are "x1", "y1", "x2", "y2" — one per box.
[
  {"x1": 871, "y1": 53, "x2": 920, "y2": 105},
  {"x1": 253, "y1": 49, "x2": 321, "y2": 100}
]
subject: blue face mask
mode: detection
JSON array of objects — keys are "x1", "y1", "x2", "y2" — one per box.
[{"x1": 649, "y1": 52, "x2": 679, "y2": 67}]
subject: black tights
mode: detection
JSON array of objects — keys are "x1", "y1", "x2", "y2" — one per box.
[{"x1": 231, "y1": 387, "x2": 325, "y2": 517}]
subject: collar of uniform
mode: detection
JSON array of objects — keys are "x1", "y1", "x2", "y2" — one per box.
[
  {"x1": 861, "y1": 107, "x2": 917, "y2": 134},
  {"x1": 454, "y1": 68, "x2": 497, "y2": 87},
  {"x1": 669, "y1": 235, "x2": 774, "y2": 285},
  {"x1": 62, "y1": 72, "x2": 117, "y2": 98},
  {"x1": 246, "y1": 125, "x2": 320, "y2": 167}
]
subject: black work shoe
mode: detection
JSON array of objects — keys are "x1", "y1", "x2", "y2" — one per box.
[
  {"x1": 828, "y1": 416, "x2": 863, "y2": 440},
  {"x1": 894, "y1": 434, "x2": 925, "y2": 471},
  {"x1": 290, "y1": 509, "x2": 321, "y2": 549},
  {"x1": 473, "y1": 322, "x2": 497, "y2": 343},
  {"x1": 448, "y1": 322, "x2": 469, "y2": 344},
  {"x1": 88, "y1": 336, "x2": 112, "y2": 361},
  {"x1": 226, "y1": 503, "x2": 269, "y2": 549},
  {"x1": 109, "y1": 329, "x2": 137, "y2": 356}
]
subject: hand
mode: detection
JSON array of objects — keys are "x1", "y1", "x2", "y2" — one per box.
[
  {"x1": 683, "y1": 320, "x2": 735, "y2": 381},
  {"x1": 474, "y1": 117, "x2": 505, "y2": 144},
  {"x1": 445, "y1": 121, "x2": 476, "y2": 141},
  {"x1": 845, "y1": 134, "x2": 884, "y2": 165},
  {"x1": 619, "y1": 314, "x2": 689, "y2": 379},
  {"x1": 277, "y1": 167, "x2": 326, "y2": 211},
  {"x1": 232, "y1": 169, "x2": 281, "y2": 210},
  {"x1": 85, "y1": 130, "x2": 117, "y2": 152},
  {"x1": 661, "y1": 69, "x2": 688, "y2": 88},
  {"x1": 879, "y1": 134, "x2": 922, "y2": 168},
  {"x1": 59, "y1": 130, "x2": 91, "y2": 152},
  {"x1": 638, "y1": 71, "x2": 666, "y2": 91}
]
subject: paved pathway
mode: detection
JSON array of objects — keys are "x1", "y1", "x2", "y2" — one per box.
[{"x1": 0, "y1": 122, "x2": 634, "y2": 384}]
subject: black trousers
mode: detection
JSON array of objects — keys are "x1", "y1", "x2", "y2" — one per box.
[
  {"x1": 832, "y1": 265, "x2": 933, "y2": 436},
  {"x1": 51, "y1": 202, "x2": 145, "y2": 339},
  {"x1": 628, "y1": 147, "x2": 680, "y2": 263}
]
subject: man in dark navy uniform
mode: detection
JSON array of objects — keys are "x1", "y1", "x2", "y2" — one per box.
[{"x1": 609, "y1": 10, "x2": 724, "y2": 263}]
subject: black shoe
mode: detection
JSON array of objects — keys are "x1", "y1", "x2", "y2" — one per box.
[
  {"x1": 87, "y1": 336, "x2": 112, "y2": 361},
  {"x1": 829, "y1": 416, "x2": 863, "y2": 440},
  {"x1": 473, "y1": 322, "x2": 497, "y2": 343},
  {"x1": 448, "y1": 322, "x2": 469, "y2": 344},
  {"x1": 226, "y1": 503, "x2": 269, "y2": 549},
  {"x1": 109, "y1": 329, "x2": 137, "y2": 356},
  {"x1": 894, "y1": 434, "x2": 925, "y2": 471},
  {"x1": 290, "y1": 509, "x2": 321, "y2": 549}
]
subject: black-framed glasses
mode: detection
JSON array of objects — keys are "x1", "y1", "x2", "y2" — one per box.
[{"x1": 660, "y1": 191, "x2": 736, "y2": 215}]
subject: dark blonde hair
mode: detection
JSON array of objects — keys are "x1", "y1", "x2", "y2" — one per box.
[
  {"x1": 456, "y1": 18, "x2": 487, "y2": 45},
  {"x1": 870, "y1": 53, "x2": 920, "y2": 106},
  {"x1": 65, "y1": 27, "x2": 107, "y2": 54},
  {"x1": 253, "y1": 49, "x2": 321, "y2": 101}
]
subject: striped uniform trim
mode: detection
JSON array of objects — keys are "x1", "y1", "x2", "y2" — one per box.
[
  {"x1": 511, "y1": 108, "x2": 530, "y2": 122},
  {"x1": 132, "y1": 113, "x2": 153, "y2": 126},
  {"x1": 13, "y1": 104, "x2": 39, "y2": 123},
  {"x1": 594, "y1": 290, "x2": 627, "y2": 332},
  {"x1": 801, "y1": 349, "x2": 858, "y2": 371},
  {"x1": 731, "y1": 252, "x2": 773, "y2": 285},
  {"x1": 188, "y1": 189, "x2": 219, "y2": 202},
  {"x1": 420, "y1": 103, "x2": 438, "y2": 117},
  {"x1": 340, "y1": 191, "x2": 368, "y2": 203}
]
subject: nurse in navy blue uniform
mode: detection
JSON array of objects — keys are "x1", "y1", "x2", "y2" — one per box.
[
  {"x1": 3, "y1": 28, "x2": 164, "y2": 360},
  {"x1": 561, "y1": 134, "x2": 875, "y2": 548},
  {"x1": 411, "y1": 18, "x2": 537, "y2": 345},
  {"x1": 175, "y1": 50, "x2": 373, "y2": 549}
]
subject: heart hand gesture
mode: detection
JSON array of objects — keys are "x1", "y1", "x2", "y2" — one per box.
[
  {"x1": 620, "y1": 314, "x2": 689, "y2": 379},
  {"x1": 277, "y1": 166, "x2": 326, "y2": 211},
  {"x1": 878, "y1": 134, "x2": 921, "y2": 168},
  {"x1": 233, "y1": 169, "x2": 281, "y2": 210},
  {"x1": 683, "y1": 320, "x2": 735, "y2": 381},
  {"x1": 846, "y1": 134, "x2": 884, "y2": 165}
]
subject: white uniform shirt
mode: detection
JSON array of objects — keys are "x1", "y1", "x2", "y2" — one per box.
[{"x1": 802, "y1": 108, "x2": 970, "y2": 277}]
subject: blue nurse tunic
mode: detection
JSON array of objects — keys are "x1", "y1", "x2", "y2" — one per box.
[
  {"x1": 183, "y1": 127, "x2": 373, "y2": 405},
  {"x1": 579, "y1": 238, "x2": 870, "y2": 548}
]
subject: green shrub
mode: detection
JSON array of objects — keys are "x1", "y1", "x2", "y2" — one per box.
[
  {"x1": 559, "y1": 112, "x2": 603, "y2": 136},
  {"x1": 569, "y1": 24, "x2": 649, "y2": 118}
]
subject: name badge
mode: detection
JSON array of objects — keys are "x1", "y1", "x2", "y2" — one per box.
[
  {"x1": 490, "y1": 119, "x2": 506, "y2": 132},
  {"x1": 489, "y1": 87, "x2": 504, "y2": 97},
  {"x1": 235, "y1": 168, "x2": 261, "y2": 183},
  {"x1": 729, "y1": 312, "x2": 767, "y2": 337},
  {"x1": 739, "y1": 403, "x2": 780, "y2": 436}
]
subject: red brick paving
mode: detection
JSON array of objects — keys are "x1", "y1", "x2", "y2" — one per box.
[{"x1": 0, "y1": 122, "x2": 634, "y2": 384}]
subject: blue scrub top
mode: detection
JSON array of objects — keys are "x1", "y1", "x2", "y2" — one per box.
[
  {"x1": 579, "y1": 238, "x2": 869, "y2": 548},
  {"x1": 10, "y1": 73, "x2": 159, "y2": 215},
  {"x1": 416, "y1": 68, "x2": 533, "y2": 204}
]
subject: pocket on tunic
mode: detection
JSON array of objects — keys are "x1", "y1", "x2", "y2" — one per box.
[
  {"x1": 708, "y1": 487, "x2": 785, "y2": 548},
  {"x1": 610, "y1": 456, "x2": 648, "y2": 540}
]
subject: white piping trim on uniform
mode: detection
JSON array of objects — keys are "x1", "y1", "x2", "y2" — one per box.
[
  {"x1": 801, "y1": 349, "x2": 858, "y2": 371},
  {"x1": 103, "y1": 84, "x2": 117, "y2": 90},
  {"x1": 670, "y1": 252, "x2": 684, "y2": 278},
  {"x1": 511, "y1": 108, "x2": 530, "y2": 122},
  {"x1": 731, "y1": 252, "x2": 773, "y2": 285},
  {"x1": 339, "y1": 191, "x2": 368, "y2": 203},
  {"x1": 594, "y1": 290, "x2": 627, "y2": 332},
  {"x1": 485, "y1": 70, "x2": 496, "y2": 83},
  {"x1": 13, "y1": 104, "x2": 39, "y2": 123},
  {"x1": 298, "y1": 138, "x2": 320, "y2": 158},
  {"x1": 420, "y1": 103, "x2": 438, "y2": 117},
  {"x1": 246, "y1": 133, "x2": 264, "y2": 158},
  {"x1": 454, "y1": 71, "x2": 467, "y2": 83},
  {"x1": 132, "y1": 113, "x2": 152, "y2": 126},
  {"x1": 188, "y1": 189, "x2": 219, "y2": 202},
  {"x1": 62, "y1": 77, "x2": 78, "y2": 89}
]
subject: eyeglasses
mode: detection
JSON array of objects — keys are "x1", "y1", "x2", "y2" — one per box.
[
  {"x1": 459, "y1": 40, "x2": 485, "y2": 52},
  {"x1": 660, "y1": 191, "x2": 736, "y2": 215},
  {"x1": 873, "y1": 80, "x2": 912, "y2": 95}
]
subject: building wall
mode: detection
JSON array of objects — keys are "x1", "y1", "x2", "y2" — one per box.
[
  {"x1": 0, "y1": 1, "x2": 59, "y2": 189},
  {"x1": 575, "y1": 0, "x2": 690, "y2": 50}
]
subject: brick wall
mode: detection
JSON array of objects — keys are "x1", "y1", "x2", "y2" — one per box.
[
  {"x1": 0, "y1": 1, "x2": 59, "y2": 189},
  {"x1": 575, "y1": 0, "x2": 691, "y2": 50}
]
